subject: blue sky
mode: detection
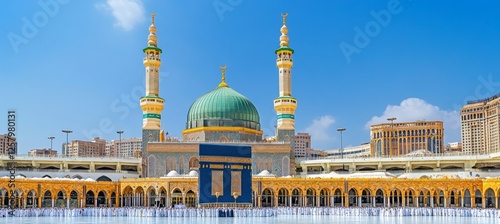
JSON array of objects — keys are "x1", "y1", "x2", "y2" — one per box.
[{"x1": 1, "y1": 0, "x2": 500, "y2": 154}]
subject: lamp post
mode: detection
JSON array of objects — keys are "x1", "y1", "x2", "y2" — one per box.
[
  {"x1": 337, "y1": 128, "x2": 346, "y2": 171},
  {"x1": 62, "y1": 130, "x2": 72, "y2": 156},
  {"x1": 48, "y1": 136, "x2": 55, "y2": 151},
  {"x1": 215, "y1": 192, "x2": 220, "y2": 206},
  {"x1": 387, "y1": 117, "x2": 397, "y2": 156},
  {"x1": 233, "y1": 192, "x2": 239, "y2": 207},
  {"x1": 117, "y1": 130, "x2": 124, "y2": 158}
]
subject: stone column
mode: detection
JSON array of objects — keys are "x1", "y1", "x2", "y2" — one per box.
[
  {"x1": 316, "y1": 195, "x2": 320, "y2": 207},
  {"x1": 275, "y1": 195, "x2": 279, "y2": 207},
  {"x1": 289, "y1": 196, "x2": 292, "y2": 207},
  {"x1": 67, "y1": 198, "x2": 70, "y2": 208},
  {"x1": 496, "y1": 193, "x2": 498, "y2": 209},
  {"x1": 402, "y1": 193, "x2": 406, "y2": 207},
  {"x1": 51, "y1": 197, "x2": 54, "y2": 207},
  {"x1": 482, "y1": 196, "x2": 486, "y2": 208},
  {"x1": 372, "y1": 196, "x2": 376, "y2": 207},
  {"x1": 341, "y1": 194, "x2": 344, "y2": 207},
  {"x1": 344, "y1": 194, "x2": 348, "y2": 207},
  {"x1": 358, "y1": 196, "x2": 362, "y2": 207},
  {"x1": 430, "y1": 197, "x2": 434, "y2": 207}
]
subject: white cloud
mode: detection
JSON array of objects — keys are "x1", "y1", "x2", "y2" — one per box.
[
  {"x1": 304, "y1": 115, "x2": 336, "y2": 149},
  {"x1": 96, "y1": 0, "x2": 146, "y2": 31},
  {"x1": 366, "y1": 98, "x2": 460, "y2": 143}
]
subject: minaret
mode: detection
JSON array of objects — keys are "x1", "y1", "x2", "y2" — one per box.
[
  {"x1": 140, "y1": 13, "x2": 164, "y2": 154},
  {"x1": 274, "y1": 13, "x2": 297, "y2": 142}
]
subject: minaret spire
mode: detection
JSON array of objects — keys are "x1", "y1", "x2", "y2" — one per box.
[
  {"x1": 218, "y1": 65, "x2": 229, "y2": 88},
  {"x1": 148, "y1": 12, "x2": 158, "y2": 47},
  {"x1": 274, "y1": 13, "x2": 297, "y2": 142},
  {"x1": 140, "y1": 12, "x2": 165, "y2": 161}
]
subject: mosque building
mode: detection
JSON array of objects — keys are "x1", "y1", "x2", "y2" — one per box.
[{"x1": 140, "y1": 13, "x2": 295, "y2": 178}]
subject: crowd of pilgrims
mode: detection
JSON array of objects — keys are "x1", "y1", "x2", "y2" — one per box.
[{"x1": 2, "y1": 206, "x2": 500, "y2": 218}]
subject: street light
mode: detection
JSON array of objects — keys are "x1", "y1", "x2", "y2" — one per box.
[
  {"x1": 233, "y1": 192, "x2": 239, "y2": 207},
  {"x1": 48, "y1": 136, "x2": 55, "y2": 151},
  {"x1": 215, "y1": 192, "x2": 220, "y2": 206},
  {"x1": 387, "y1": 117, "x2": 397, "y2": 156},
  {"x1": 61, "y1": 130, "x2": 72, "y2": 156},
  {"x1": 117, "y1": 130, "x2": 124, "y2": 158},
  {"x1": 337, "y1": 128, "x2": 346, "y2": 171}
]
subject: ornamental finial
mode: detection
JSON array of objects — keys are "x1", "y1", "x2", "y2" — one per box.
[
  {"x1": 218, "y1": 65, "x2": 229, "y2": 88},
  {"x1": 281, "y1": 13, "x2": 288, "y2": 25},
  {"x1": 151, "y1": 12, "x2": 156, "y2": 24}
]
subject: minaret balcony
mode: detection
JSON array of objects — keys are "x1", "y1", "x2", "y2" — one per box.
[
  {"x1": 140, "y1": 97, "x2": 165, "y2": 105},
  {"x1": 274, "y1": 98, "x2": 297, "y2": 111},
  {"x1": 276, "y1": 60, "x2": 293, "y2": 68},
  {"x1": 143, "y1": 57, "x2": 161, "y2": 62},
  {"x1": 276, "y1": 58, "x2": 293, "y2": 63}
]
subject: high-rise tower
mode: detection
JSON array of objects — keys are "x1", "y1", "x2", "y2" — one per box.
[
  {"x1": 140, "y1": 13, "x2": 164, "y2": 152},
  {"x1": 274, "y1": 13, "x2": 297, "y2": 142}
]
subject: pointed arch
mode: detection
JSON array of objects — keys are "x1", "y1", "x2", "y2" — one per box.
[
  {"x1": 282, "y1": 156, "x2": 290, "y2": 176},
  {"x1": 96, "y1": 175, "x2": 112, "y2": 182},
  {"x1": 148, "y1": 154, "x2": 157, "y2": 177},
  {"x1": 291, "y1": 188, "x2": 302, "y2": 207},
  {"x1": 97, "y1": 191, "x2": 106, "y2": 207},
  {"x1": 262, "y1": 188, "x2": 274, "y2": 207},
  {"x1": 189, "y1": 156, "x2": 199, "y2": 171},
  {"x1": 219, "y1": 136, "x2": 228, "y2": 142},
  {"x1": 179, "y1": 156, "x2": 185, "y2": 174},
  {"x1": 266, "y1": 157, "x2": 273, "y2": 171},
  {"x1": 86, "y1": 190, "x2": 95, "y2": 207},
  {"x1": 306, "y1": 188, "x2": 316, "y2": 207},
  {"x1": 166, "y1": 156, "x2": 177, "y2": 172},
  {"x1": 42, "y1": 190, "x2": 52, "y2": 207}
]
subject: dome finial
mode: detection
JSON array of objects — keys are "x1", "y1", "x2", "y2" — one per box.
[
  {"x1": 148, "y1": 12, "x2": 158, "y2": 46},
  {"x1": 151, "y1": 12, "x2": 156, "y2": 25},
  {"x1": 281, "y1": 13, "x2": 288, "y2": 25},
  {"x1": 279, "y1": 13, "x2": 289, "y2": 47},
  {"x1": 218, "y1": 65, "x2": 229, "y2": 88}
]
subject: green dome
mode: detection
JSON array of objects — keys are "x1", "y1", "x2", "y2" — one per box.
[{"x1": 186, "y1": 86, "x2": 261, "y2": 130}]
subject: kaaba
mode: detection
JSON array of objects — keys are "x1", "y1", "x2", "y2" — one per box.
[{"x1": 198, "y1": 144, "x2": 252, "y2": 206}]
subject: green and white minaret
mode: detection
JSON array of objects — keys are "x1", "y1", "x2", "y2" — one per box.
[
  {"x1": 274, "y1": 13, "x2": 297, "y2": 142},
  {"x1": 140, "y1": 13, "x2": 164, "y2": 152}
]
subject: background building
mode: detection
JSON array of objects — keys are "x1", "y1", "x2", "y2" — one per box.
[
  {"x1": 0, "y1": 134, "x2": 16, "y2": 155},
  {"x1": 294, "y1": 133, "x2": 311, "y2": 157},
  {"x1": 324, "y1": 143, "x2": 371, "y2": 158},
  {"x1": 370, "y1": 120, "x2": 444, "y2": 156},
  {"x1": 28, "y1": 148, "x2": 57, "y2": 157},
  {"x1": 446, "y1": 142, "x2": 463, "y2": 152},
  {"x1": 461, "y1": 93, "x2": 500, "y2": 154},
  {"x1": 113, "y1": 138, "x2": 142, "y2": 157},
  {"x1": 63, "y1": 137, "x2": 106, "y2": 157}
]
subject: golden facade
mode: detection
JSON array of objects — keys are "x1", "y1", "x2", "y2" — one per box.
[
  {"x1": 4, "y1": 176, "x2": 500, "y2": 208},
  {"x1": 370, "y1": 121, "x2": 444, "y2": 156},
  {"x1": 461, "y1": 94, "x2": 500, "y2": 154}
]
